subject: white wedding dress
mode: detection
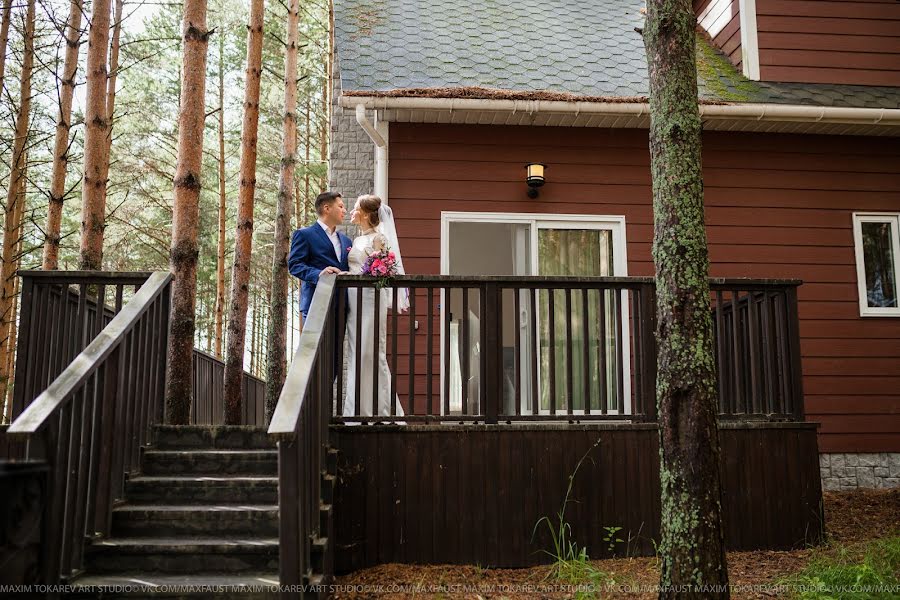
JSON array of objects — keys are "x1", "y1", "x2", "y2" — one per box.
[{"x1": 343, "y1": 230, "x2": 405, "y2": 420}]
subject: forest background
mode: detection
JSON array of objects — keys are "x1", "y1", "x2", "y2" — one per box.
[{"x1": 0, "y1": 0, "x2": 332, "y2": 421}]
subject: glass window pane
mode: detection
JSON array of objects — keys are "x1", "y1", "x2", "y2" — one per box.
[
  {"x1": 537, "y1": 229, "x2": 617, "y2": 411},
  {"x1": 862, "y1": 221, "x2": 898, "y2": 308}
]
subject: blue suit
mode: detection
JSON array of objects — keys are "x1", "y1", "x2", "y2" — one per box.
[{"x1": 288, "y1": 224, "x2": 351, "y2": 318}]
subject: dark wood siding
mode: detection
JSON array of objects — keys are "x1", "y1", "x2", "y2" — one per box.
[
  {"x1": 695, "y1": 0, "x2": 743, "y2": 69},
  {"x1": 388, "y1": 122, "x2": 900, "y2": 453},
  {"x1": 332, "y1": 424, "x2": 823, "y2": 573},
  {"x1": 756, "y1": 0, "x2": 900, "y2": 86}
]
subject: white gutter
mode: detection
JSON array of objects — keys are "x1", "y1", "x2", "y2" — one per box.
[
  {"x1": 342, "y1": 96, "x2": 900, "y2": 129},
  {"x1": 355, "y1": 104, "x2": 389, "y2": 202}
]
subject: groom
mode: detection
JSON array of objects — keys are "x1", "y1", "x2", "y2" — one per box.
[{"x1": 288, "y1": 191, "x2": 351, "y2": 321}]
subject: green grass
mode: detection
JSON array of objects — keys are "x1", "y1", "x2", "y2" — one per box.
[
  {"x1": 532, "y1": 437, "x2": 620, "y2": 598},
  {"x1": 779, "y1": 537, "x2": 900, "y2": 599}
]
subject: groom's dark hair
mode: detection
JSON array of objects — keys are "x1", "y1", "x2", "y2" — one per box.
[{"x1": 315, "y1": 191, "x2": 342, "y2": 214}]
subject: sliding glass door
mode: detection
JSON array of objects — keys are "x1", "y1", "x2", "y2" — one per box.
[{"x1": 442, "y1": 213, "x2": 629, "y2": 416}]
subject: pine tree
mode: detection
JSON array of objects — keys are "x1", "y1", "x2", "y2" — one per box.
[
  {"x1": 641, "y1": 1, "x2": 729, "y2": 597},
  {"x1": 263, "y1": 0, "x2": 299, "y2": 423},
  {"x1": 78, "y1": 0, "x2": 112, "y2": 269},
  {"x1": 42, "y1": 0, "x2": 83, "y2": 270},
  {"x1": 165, "y1": 0, "x2": 210, "y2": 425},
  {"x1": 0, "y1": 0, "x2": 35, "y2": 408},
  {"x1": 223, "y1": 0, "x2": 265, "y2": 424}
]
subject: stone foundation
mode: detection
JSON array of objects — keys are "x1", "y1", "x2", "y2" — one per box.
[{"x1": 819, "y1": 453, "x2": 900, "y2": 490}]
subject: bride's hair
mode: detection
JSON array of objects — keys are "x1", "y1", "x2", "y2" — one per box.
[{"x1": 357, "y1": 194, "x2": 382, "y2": 229}]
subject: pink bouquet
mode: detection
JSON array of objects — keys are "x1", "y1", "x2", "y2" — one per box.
[{"x1": 361, "y1": 248, "x2": 398, "y2": 287}]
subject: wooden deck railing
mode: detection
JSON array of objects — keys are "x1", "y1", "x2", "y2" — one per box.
[
  {"x1": 265, "y1": 274, "x2": 804, "y2": 593},
  {"x1": 192, "y1": 349, "x2": 266, "y2": 426},
  {"x1": 6, "y1": 271, "x2": 171, "y2": 584},
  {"x1": 269, "y1": 273, "x2": 339, "y2": 593},
  {"x1": 1, "y1": 270, "x2": 266, "y2": 433},
  {"x1": 329, "y1": 275, "x2": 804, "y2": 423}
]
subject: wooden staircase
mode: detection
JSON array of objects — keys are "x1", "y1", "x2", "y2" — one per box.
[{"x1": 69, "y1": 426, "x2": 335, "y2": 598}]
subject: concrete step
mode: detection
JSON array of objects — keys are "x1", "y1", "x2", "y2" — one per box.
[
  {"x1": 125, "y1": 476, "x2": 278, "y2": 504},
  {"x1": 68, "y1": 572, "x2": 281, "y2": 599},
  {"x1": 85, "y1": 537, "x2": 279, "y2": 574},
  {"x1": 112, "y1": 505, "x2": 278, "y2": 537},
  {"x1": 140, "y1": 449, "x2": 277, "y2": 476},
  {"x1": 152, "y1": 425, "x2": 273, "y2": 450}
]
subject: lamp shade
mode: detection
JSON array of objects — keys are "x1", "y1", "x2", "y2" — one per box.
[{"x1": 525, "y1": 163, "x2": 546, "y2": 187}]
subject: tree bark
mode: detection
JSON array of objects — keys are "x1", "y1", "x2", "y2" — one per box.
[
  {"x1": 42, "y1": 0, "x2": 83, "y2": 270},
  {"x1": 223, "y1": 0, "x2": 265, "y2": 424},
  {"x1": 95, "y1": 0, "x2": 124, "y2": 214},
  {"x1": 642, "y1": 2, "x2": 729, "y2": 598},
  {"x1": 0, "y1": 0, "x2": 35, "y2": 408},
  {"x1": 215, "y1": 21, "x2": 226, "y2": 359},
  {"x1": 0, "y1": 0, "x2": 14, "y2": 105},
  {"x1": 319, "y1": 57, "x2": 328, "y2": 191},
  {"x1": 164, "y1": 0, "x2": 210, "y2": 425},
  {"x1": 303, "y1": 98, "x2": 310, "y2": 225},
  {"x1": 264, "y1": 0, "x2": 299, "y2": 423},
  {"x1": 78, "y1": 0, "x2": 112, "y2": 270},
  {"x1": 4, "y1": 159, "x2": 25, "y2": 415}
]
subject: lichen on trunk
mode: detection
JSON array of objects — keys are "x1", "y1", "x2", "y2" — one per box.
[{"x1": 642, "y1": 0, "x2": 730, "y2": 597}]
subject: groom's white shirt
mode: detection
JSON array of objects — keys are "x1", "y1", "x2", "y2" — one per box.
[{"x1": 317, "y1": 219, "x2": 342, "y2": 262}]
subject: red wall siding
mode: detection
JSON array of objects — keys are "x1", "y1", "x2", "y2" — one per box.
[
  {"x1": 695, "y1": 0, "x2": 743, "y2": 69},
  {"x1": 756, "y1": 0, "x2": 900, "y2": 86},
  {"x1": 388, "y1": 122, "x2": 900, "y2": 453}
]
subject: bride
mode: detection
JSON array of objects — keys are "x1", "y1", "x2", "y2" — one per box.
[{"x1": 343, "y1": 194, "x2": 409, "y2": 421}]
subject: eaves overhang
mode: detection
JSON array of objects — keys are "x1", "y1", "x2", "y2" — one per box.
[{"x1": 340, "y1": 95, "x2": 900, "y2": 137}]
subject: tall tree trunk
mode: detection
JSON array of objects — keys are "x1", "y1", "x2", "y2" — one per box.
[
  {"x1": 0, "y1": 0, "x2": 34, "y2": 410},
  {"x1": 264, "y1": 0, "x2": 299, "y2": 423},
  {"x1": 1, "y1": 155, "x2": 25, "y2": 423},
  {"x1": 42, "y1": 0, "x2": 83, "y2": 270},
  {"x1": 96, "y1": 0, "x2": 124, "y2": 210},
  {"x1": 6, "y1": 160, "x2": 25, "y2": 414},
  {"x1": 303, "y1": 98, "x2": 310, "y2": 223},
  {"x1": 642, "y1": 2, "x2": 729, "y2": 597},
  {"x1": 319, "y1": 62, "x2": 328, "y2": 191},
  {"x1": 78, "y1": 0, "x2": 112, "y2": 270},
  {"x1": 215, "y1": 23, "x2": 226, "y2": 359},
  {"x1": 164, "y1": 0, "x2": 210, "y2": 425},
  {"x1": 223, "y1": 0, "x2": 265, "y2": 424},
  {"x1": 0, "y1": 0, "x2": 14, "y2": 107}
]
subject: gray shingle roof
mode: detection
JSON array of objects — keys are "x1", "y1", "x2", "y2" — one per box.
[{"x1": 335, "y1": 0, "x2": 900, "y2": 109}]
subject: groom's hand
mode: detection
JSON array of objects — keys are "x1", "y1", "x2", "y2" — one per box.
[{"x1": 320, "y1": 267, "x2": 341, "y2": 277}]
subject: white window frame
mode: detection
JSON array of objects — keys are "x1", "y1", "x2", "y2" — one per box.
[
  {"x1": 439, "y1": 212, "x2": 631, "y2": 415},
  {"x1": 852, "y1": 212, "x2": 900, "y2": 317}
]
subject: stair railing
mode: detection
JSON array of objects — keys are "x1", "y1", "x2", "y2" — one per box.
[
  {"x1": 268, "y1": 273, "x2": 339, "y2": 594},
  {"x1": 6, "y1": 271, "x2": 172, "y2": 584}
]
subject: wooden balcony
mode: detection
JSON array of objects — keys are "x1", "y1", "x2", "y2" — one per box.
[
  {"x1": 0, "y1": 271, "x2": 821, "y2": 591},
  {"x1": 329, "y1": 275, "x2": 805, "y2": 424}
]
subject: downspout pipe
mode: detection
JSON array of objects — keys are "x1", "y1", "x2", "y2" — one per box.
[{"x1": 355, "y1": 104, "x2": 388, "y2": 202}]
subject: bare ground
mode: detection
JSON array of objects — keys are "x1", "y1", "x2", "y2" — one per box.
[{"x1": 333, "y1": 489, "x2": 900, "y2": 599}]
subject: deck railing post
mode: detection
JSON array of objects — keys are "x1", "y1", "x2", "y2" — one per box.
[
  {"x1": 785, "y1": 285, "x2": 805, "y2": 421},
  {"x1": 640, "y1": 283, "x2": 658, "y2": 421},
  {"x1": 482, "y1": 282, "x2": 502, "y2": 424},
  {"x1": 10, "y1": 273, "x2": 35, "y2": 423}
]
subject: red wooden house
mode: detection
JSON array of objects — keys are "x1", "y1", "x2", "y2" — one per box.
[{"x1": 329, "y1": 0, "x2": 900, "y2": 500}]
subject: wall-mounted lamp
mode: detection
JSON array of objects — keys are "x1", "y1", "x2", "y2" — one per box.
[{"x1": 525, "y1": 163, "x2": 546, "y2": 198}]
